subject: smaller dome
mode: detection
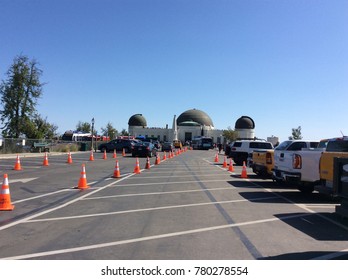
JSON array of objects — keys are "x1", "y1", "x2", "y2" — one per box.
[
  {"x1": 235, "y1": 116, "x2": 255, "y2": 129},
  {"x1": 128, "y1": 114, "x2": 147, "y2": 127}
]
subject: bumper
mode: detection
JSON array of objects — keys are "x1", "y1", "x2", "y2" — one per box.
[
  {"x1": 272, "y1": 169, "x2": 301, "y2": 183},
  {"x1": 252, "y1": 164, "x2": 272, "y2": 176}
]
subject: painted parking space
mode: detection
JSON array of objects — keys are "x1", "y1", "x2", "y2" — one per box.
[{"x1": 0, "y1": 150, "x2": 348, "y2": 260}]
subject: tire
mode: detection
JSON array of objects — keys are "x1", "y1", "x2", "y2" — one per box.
[{"x1": 298, "y1": 183, "x2": 314, "y2": 194}]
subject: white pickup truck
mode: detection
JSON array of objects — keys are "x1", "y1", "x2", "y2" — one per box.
[
  {"x1": 273, "y1": 137, "x2": 348, "y2": 194},
  {"x1": 272, "y1": 139, "x2": 321, "y2": 192}
]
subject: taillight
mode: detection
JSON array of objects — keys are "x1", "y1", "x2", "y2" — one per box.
[
  {"x1": 231, "y1": 148, "x2": 236, "y2": 151},
  {"x1": 293, "y1": 154, "x2": 302, "y2": 169},
  {"x1": 266, "y1": 152, "x2": 272, "y2": 164}
]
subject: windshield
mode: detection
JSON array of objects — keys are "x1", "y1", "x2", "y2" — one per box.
[{"x1": 275, "y1": 141, "x2": 292, "y2": 151}]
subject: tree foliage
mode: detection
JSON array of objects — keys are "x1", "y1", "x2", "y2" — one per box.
[
  {"x1": 0, "y1": 55, "x2": 44, "y2": 137},
  {"x1": 24, "y1": 114, "x2": 58, "y2": 139},
  {"x1": 289, "y1": 126, "x2": 303, "y2": 140},
  {"x1": 76, "y1": 121, "x2": 91, "y2": 133},
  {"x1": 120, "y1": 129, "x2": 129, "y2": 136},
  {"x1": 223, "y1": 126, "x2": 238, "y2": 142},
  {"x1": 101, "y1": 122, "x2": 118, "y2": 139}
]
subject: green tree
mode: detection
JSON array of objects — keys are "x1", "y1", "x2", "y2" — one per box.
[
  {"x1": 23, "y1": 114, "x2": 58, "y2": 139},
  {"x1": 289, "y1": 126, "x2": 303, "y2": 140},
  {"x1": 0, "y1": 55, "x2": 44, "y2": 137},
  {"x1": 101, "y1": 122, "x2": 118, "y2": 140},
  {"x1": 120, "y1": 129, "x2": 129, "y2": 136},
  {"x1": 223, "y1": 126, "x2": 238, "y2": 142},
  {"x1": 76, "y1": 121, "x2": 91, "y2": 132}
]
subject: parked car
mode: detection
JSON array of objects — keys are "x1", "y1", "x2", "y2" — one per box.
[
  {"x1": 131, "y1": 142, "x2": 157, "y2": 157},
  {"x1": 98, "y1": 139, "x2": 140, "y2": 153},
  {"x1": 228, "y1": 140, "x2": 274, "y2": 165},
  {"x1": 162, "y1": 142, "x2": 174, "y2": 152},
  {"x1": 173, "y1": 140, "x2": 183, "y2": 149},
  {"x1": 152, "y1": 140, "x2": 162, "y2": 150}
]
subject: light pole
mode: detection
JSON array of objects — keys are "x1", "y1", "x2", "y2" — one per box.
[{"x1": 91, "y1": 118, "x2": 95, "y2": 151}]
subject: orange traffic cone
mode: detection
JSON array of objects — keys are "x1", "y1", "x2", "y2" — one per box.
[
  {"x1": 134, "y1": 157, "x2": 141, "y2": 174},
  {"x1": 214, "y1": 153, "x2": 219, "y2": 163},
  {"x1": 145, "y1": 157, "x2": 151, "y2": 169},
  {"x1": 113, "y1": 149, "x2": 117, "y2": 159},
  {"x1": 228, "y1": 158, "x2": 235, "y2": 172},
  {"x1": 222, "y1": 156, "x2": 227, "y2": 168},
  {"x1": 113, "y1": 160, "x2": 121, "y2": 178},
  {"x1": 240, "y1": 161, "x2": 248, "y2": 178},
  {"x1": 77, "y1": 164, "x2": 90, "y2": 189},
  {"x1": 13, "y1": 155, "x2": 22, "y2": 171},
  {"x1": 103, "y1": 150, "x2": 107, "y2": 160},
  {"x1": 67, "y1": 152, "x2": 73, "y2": 164},
  {"x1": 122, "y1": 148, "x2": 126, "y2": 157},
  {"x1": 89, "y1": 150, "x2": 94, "y2": 161},
  {"x1": 163, "y1": 152, "x2": 167, "y2": 161},
  {"x1": 43, "y1": 152, "x2": 49, "y2": 166},
  {"x1": 155, "y1": 153, "x2": 160, "y2": 165},
  {"x1": 0, "y1": 174, "x2": 15, "y2": 211}
]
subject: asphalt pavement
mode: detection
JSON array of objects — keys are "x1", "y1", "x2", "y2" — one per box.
[{"x1": 1, "y1": 149, "x2": 348, "y2": 260}]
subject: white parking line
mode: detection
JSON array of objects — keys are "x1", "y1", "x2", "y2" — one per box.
[
  {"x1": 0, "y1": 173, "x2": 136, "y2": 231},
  {"x1": 13, "y1": 189, "x2": 72, "y2": 204},
  {"x1": 83, "y1": 187, "x2": 236, "y2": 200},
  {"x1": 2, "y1": 212, "x2": 310, "y2": 260},
  {"x1": 113, "y1": 179, "x2": 234, "y2": 188},
  {"x1": 25, "y1": 196, "x2": 277, "y2": 223},
  {"x1": 126, "y1": 173, "x2": 231, "y2": 179}
]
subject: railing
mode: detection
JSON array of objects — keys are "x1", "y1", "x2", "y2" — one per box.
[{"x1": 0, "y1": 138, "x2": 94, "y2": 154}]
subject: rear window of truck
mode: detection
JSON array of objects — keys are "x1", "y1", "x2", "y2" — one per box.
[
  {"x1": 326, "y1": 140, "x2": 348, "y2": 152},
  {"x1": 249, "y1": 142, "x2": 273, "y2": 149}
]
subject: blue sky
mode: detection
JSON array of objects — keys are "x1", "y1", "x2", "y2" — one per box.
[{"x1": 0, "y1": 0, "x2": 347, "y2": 142}]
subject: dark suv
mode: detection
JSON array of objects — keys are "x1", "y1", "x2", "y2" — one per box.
[{"x1": 98, "y1": 139, "x2": 140, "y2": 153}]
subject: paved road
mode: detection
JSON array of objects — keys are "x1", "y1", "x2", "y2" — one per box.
[{"x1": 0, "y1": 149, "x2": 348, "y2": 260}]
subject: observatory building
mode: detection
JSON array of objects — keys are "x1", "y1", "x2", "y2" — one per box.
[{"x1": 128, "y1": 109, "x2": 256, "y2": 144}]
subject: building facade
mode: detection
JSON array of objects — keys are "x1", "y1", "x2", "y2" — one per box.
[{"x1": 128, "y1": 109, "x2": 256, "y2": 144}]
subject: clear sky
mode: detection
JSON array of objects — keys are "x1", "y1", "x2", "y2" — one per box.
[{"x1": 0, "y1": 0, "x2": 347, "y2": 142}]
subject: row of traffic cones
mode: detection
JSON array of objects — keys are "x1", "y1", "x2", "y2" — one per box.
[
  {"x1": 214, "y1": 153, "x2": 248, "y2": 178},
  {"x1": 1, "y1": 148, "x2": 188, "y2": 211},
  {"x1": 13, "y1": 148, "x2": 130, "y2": 169},
  {"x1": 10, "y1": 149, "x2": 99, "y2": 170}
]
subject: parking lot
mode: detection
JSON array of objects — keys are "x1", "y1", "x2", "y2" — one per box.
[{"x1": 1, "y1": 149, "x2": 348, "y2": 260}]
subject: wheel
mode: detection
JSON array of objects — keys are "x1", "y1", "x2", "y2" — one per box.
[{"x1": 298, "y1": 183, "x2": 314, "y2": 194}]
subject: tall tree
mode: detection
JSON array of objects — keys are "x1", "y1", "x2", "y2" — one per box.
[
  {"x1": 0, "y1": 55, "x2": 44, "y2": 137},
  {"x1": 101, "y1": 122, "x2": 118, "y2": 139},
  {"x1": 289, "y1": 126, "x2": 303, "y2": 140},
  {"x1": 24, "y1": 114, "x2": 58, "y2": 139},
  {"x1": 120, "y1": 129, "x2": 129, "y2": 136},
  {"x1": 223, "y1": 126, "x2": 238, "y2": 142},
  {"x1": 76, "y1": 121, "x2": 91, "y2": 132}
]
